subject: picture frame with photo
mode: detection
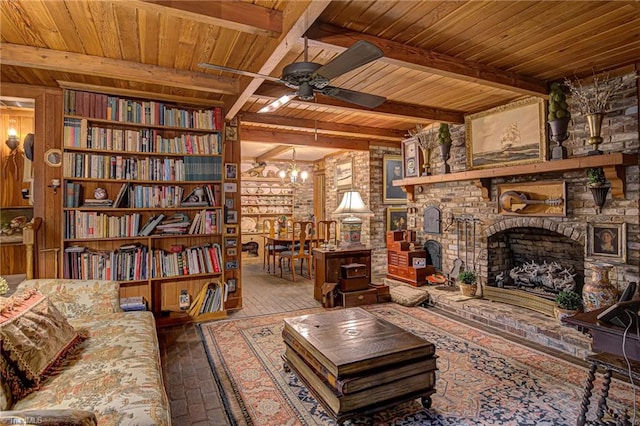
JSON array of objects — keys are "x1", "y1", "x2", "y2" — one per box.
[
  {"x1": 386, "y1": 207, "x2": 408, "y2": 232},
  {"x1": 225, "y1": 125, "x2": 238, "y2": 141},
  {"x1": 226, "y1": 278, "x2": 237, "y2": 293},
  {"x1": 225, "y1": 237, "x2": 237, "y2": 247},
  {"x1": 383, "y1": 155, "x2": 407, "y2": 204},
  {"x1": 225, "y1": 226, "x2": 238, "y2": 235},
  {"x1": 226, "y1": 210, "x2": 238, "y2": 224},
  {"x1": 587, "y1": 222, "x2": 626, "y2": 262},
  {"x1": 223, "y1": 182, "x2": 238, "y2": 193},
  {"x1": 226, "y1": 247, "x2": 237, "y2": 257},
  {"x1": 225, "y1": 163, "x2": 238, "y2": 180},
  {"x1": 335, "y1": 159, "x2": 353, "y2": 189},
  {"x1": 225, "y1": 198, "x2": 234, "y2": 209},
  {"x1": 226, "y1": 260, "x2": 238, "y2": 270},
  {"x1": 402, "y1": 137, "x2": 423, "y2": 178}
]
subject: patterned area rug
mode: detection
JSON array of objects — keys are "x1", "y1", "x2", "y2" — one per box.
[{"x1": 198, "y1": 304, "x2": 637, "y2": 425}]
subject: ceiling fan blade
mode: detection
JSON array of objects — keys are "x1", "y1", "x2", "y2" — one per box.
[
  {"x1": 320, "y1": 86, "x2": 386, "y2": 109},
  {"x1": 198, "y1": 62, "x2": 282, "y2": 83},
  {"x1": 257, "y1": 93, "x2": 297, "y2": 113},
  {"x1": 314, "y1": 40, "x2": 383, "y2": 81}
]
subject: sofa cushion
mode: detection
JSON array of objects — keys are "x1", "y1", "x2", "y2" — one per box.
[
  {"x1": 0, "y1": 289, "x2": 83, "y2": 401},
  {"x1": 390, "y1": 284, "x2": 430, "y2": 306},
  {"x1": 0, "y1": 409, "x2": 97, "y2": 425},
  {"x1": 12, "y1": 311, "x2": 171, "y2": 426},
  {"x1": 16, "y1": 279, "x2": 121, "y2": 319}
]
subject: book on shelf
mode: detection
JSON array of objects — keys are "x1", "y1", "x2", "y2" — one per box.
[
  {"x1": 83, "y1": 199, "x2": 114, "y2": 207},
  {"x1": 120, "y1": 296, "x2": 148, "y2": 311},
  {"x1": 65, "y1": 182, "x2": 83, "y2": 208},
  {"x1": 184, "y1": 156, "x2": 222, "y2": 181},
  {"x1": 138, "y1": 214, "x2": 165, "y2": 236},
  {"x1": 113, "y1": 182, "x2": 131, "y2": 208}
]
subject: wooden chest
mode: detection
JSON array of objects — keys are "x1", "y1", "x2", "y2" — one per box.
[
  {"x1": 386, "y1": 230, "x2": 416, "y2": 244},
  {"x1": 338, "y1": 288, "x2": 378, "y2": 308},
  {"x1": 341, "y1": 263, "x2": 367, "y2": 278},
  {"x1": 370, "y1": 283, "x2": 391, "y2": 303},
  {"x1": 387, "y1": 265, "x2": 435, "y2": 287},
  {"x1": 339, "y1": 276, "x2": 370, "y2": 292}
]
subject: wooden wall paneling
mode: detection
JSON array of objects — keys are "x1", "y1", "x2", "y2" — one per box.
[{"x1": 0, "y1": 111, "x2": 34, "y2": 207}]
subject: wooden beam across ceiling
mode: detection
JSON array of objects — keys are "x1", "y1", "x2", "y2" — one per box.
[
  {"x1": 222, "y1": 0, "x2": 331, "y2": 119},
  {"x1": 0, "y1": 43, "x2": 238, "y2": 95},
  {"x1": 134, "y1": 0, "x2": 282, "y2": 38},
  {"x1": 306, "y1": 22, "x2": 548, "y2": 97},
  {"x1": 242, "y1": 127, "x2": 372, "y2": 151},
  {"x1": 256, "y1": 145, "x2": 293, "y2": 163},
  {"x1": 239, "y1": 112, "x2": 405, "y2": 141},
  {"x1": 253, "y1": 82, "x2": 465, "y2": 123}
]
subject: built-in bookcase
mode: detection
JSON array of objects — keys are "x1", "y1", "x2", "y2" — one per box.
[{"x1": 61, "y1": 89, "x2": 238, "y2": 326}]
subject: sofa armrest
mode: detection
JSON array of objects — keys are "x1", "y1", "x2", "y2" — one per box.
[
  {"x1": 16, "y1": 279, "x2": 122, "y2": 319},
  {"x1": 0, "y1": 409, "x2": 97, "y2": 426}
]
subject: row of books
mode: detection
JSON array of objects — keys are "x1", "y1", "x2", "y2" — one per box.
[
  {"x1": 63, "y1": 118, "x2": 222, "y2": 154},
  {"x1": 149, "y1": 243, "x2": 223, "y2": 278},
  {"x1": 63, "y1": 242, "x2": 223, "y2": 280},
  {"x1": 64, "y1": 244, "x2": 148, "y2": 281},
  {"x1": 188, "y1": 281, "x2": 229, "y2": 317},
  {"x1": 64, "y1": 90, "x2": 224, "y2": 130},
  {"x1": 64, "y1": 152, "x2": 189, "y2": 181}
]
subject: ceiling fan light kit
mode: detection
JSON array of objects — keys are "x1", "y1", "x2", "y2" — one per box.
[{"x1": 200, "y1": 39, "x2": 386, "y2": 113}]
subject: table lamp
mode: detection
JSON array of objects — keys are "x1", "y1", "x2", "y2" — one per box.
[{"x1": 332, "y1": 190, "x2": 373, "y2": 248}]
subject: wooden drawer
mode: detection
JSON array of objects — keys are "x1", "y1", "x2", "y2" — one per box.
[
  {"x1": 408, "y1": 266, "x2": 436, "y2": 281},
  {"x1": 386, "y1": 230, "x2": 415, "y2": 244},
  {"x1": 339, "y1": 276, "x2": 370, "y2": 292},
  {"x1": 388, "y1": 241, "x2": 411, "y2": 251},
  {"x1": 387, "y1": 251, "x2": 399, "y2": 265},
  {"x1": 387, "y1": 264, "x2": 400, "y2": 276},
  {"x1": 397, "y1": 250, "x2": 427, "y2": 267},
  {"x1": 339, "y1": 288, "x2": 378, "y2": 308}
]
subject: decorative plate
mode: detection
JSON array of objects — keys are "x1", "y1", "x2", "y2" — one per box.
[{"x1": 241, "y1": 217, "x2": 257, "y2": 232}]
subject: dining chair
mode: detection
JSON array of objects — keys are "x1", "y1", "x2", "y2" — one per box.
[
  {"x1": 278, "y1": 220, "x2": 313, "y2": 281},
  {"x1": 262, "y1": 218, "x2": 288, "y2": 273}
]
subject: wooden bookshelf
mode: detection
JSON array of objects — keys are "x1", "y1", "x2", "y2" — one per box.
[{"x1": 60, "y1": 88, "x2": 239, "y2": 326}]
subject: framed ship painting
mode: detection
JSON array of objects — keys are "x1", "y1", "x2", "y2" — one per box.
[{"x1": 465, "y1": 97, "x2": 545, "y2": 170}]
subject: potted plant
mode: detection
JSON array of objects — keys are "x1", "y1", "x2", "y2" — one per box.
[
  {"x1": 554, "y1": 290, "x2": 582, "y2": 321},
  {"x1": 587, "y1": 167, "x2": 609, "y2": 212},
  {"x1": 458, "y1": 270, "x2": 477, "y2": 297},
  {"x1": 547, "y1": 82, "x2": 571, "y2": 160},
  {"x1": 437, "y1": 123, "x2": 452, "y2": 173}
]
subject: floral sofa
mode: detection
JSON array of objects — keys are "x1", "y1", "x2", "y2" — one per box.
[{"x1": 0, "y1": 279, "x2": 171, "y2": 425}]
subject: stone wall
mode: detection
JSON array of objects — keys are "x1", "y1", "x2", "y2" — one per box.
[{"x1": 409, "y1": 70, "x2": 639, "y2": 293}]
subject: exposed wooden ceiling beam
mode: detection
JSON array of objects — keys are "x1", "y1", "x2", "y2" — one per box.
[
  {"x1": 1, "y1": 44, "x2": 238, "y2": 95},
  {"x1": 239, "y1": 112, "x2": 405, "y2": 141},
  {"x1": 222, "y1": 0, "x2": 331, "y2": 119},
  {"x1": 256, "y1": 145, "x2": 293, "y2": 163},
  {"x1": 242, "y1": 127, "x2": 371, "y2": 151},
  {"x1": 134, "y1": 0, "x2": 282, "y2": 38},
  {"x1": 253, "y1": 82, "x2": 464, "y2": 124},
  {"x1": 306, "y1": 22, "x2": 548, "y2": 97}
]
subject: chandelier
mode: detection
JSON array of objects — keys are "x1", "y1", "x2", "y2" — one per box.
[{"x1": 278, "y1": 148, "x2": 308, "y2": 186}]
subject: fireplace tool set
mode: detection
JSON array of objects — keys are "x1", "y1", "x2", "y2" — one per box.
[{"x1": 439, "y1": 216, "x2": 481, "y2": 291}]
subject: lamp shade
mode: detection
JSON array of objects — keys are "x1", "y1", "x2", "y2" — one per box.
[{"x1": 332, "y1": 191, "x2": 373, "y2": 217}]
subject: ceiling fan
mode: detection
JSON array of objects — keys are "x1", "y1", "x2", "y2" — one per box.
[{"x1": 198, "y1": 38, "x2": 386, "y2": 113}]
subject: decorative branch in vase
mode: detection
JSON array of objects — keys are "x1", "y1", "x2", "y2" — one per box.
[
  {"x1": 564, "y1": 71, "x2": 625, "y2": 155},
  {"x1": 414, "y1": 124, "x2": 437, "y2": 176}
]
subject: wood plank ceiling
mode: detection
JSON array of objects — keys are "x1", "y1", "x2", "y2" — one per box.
[{"x1": 1, "y1": 0, "x2": 639, "y2": 162}]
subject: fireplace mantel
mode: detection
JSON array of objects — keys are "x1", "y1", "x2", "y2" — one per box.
[{"x1": 395, "y1": 152, "x2": 638, "y2": 202}]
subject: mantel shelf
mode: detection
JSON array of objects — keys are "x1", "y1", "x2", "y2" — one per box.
[{"x1": 395, "y1": 153, "x2": 638, "y2": 202}]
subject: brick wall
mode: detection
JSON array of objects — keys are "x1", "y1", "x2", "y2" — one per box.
[{"x1": 409, "y1": 70, "x2": 639, "y2": 294}]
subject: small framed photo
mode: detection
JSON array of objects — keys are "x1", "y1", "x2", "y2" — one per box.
[
  {"x1": 225, "y1": 237, "x2": 237, "y2": 247},
  {"x1": 413, "y1": 258, "x2": 427, "y2": 268},
  {"x1": 44, "y1": 148, "x2": 62, "y2": 167},
  {"x1": 587, "y1": 222, "x2": 626, "y2": 262},
  {"x1": 402, "y1": 137, "x2": 423, "y2": 178},
  {"x1": 225, "y1": 198, "x2": 234, "y2": 209},
  {"x1": 227, "y1": 278, "x2": 237, "y2": 293},
  {"x1": 409, "y1": 216, "x2": 417, "y2": 228},
  {"x1": 225, "y1": 125, "x2": 238, "y2": 141},
  {"x1": 226, "y1": 260, "x2": 238, "y2": 270},
  {"x1": 387, "y1": 207, "x2": 408, "y2": 232},
  {"x1": 224, "y1": 182, "x2": 238, "y2": 193},
  {"x1": 226, "y1": 210, "x2": 238, "y2": 224},
  {"x1": 229, "y1": 117, "x2": 238, "y2": 127},
  {"x1": 226, "y1": 226, "x2": 238, "y2": 235},
  {"x1": 226, "y1": 247, "x2": 237, "y2": 257},
  {"x1": 335, "y1": 159, "x2": 353, "y2": 189},
  {"x1": 225, "y1": 163, "x2": 238, "y2": 180}
]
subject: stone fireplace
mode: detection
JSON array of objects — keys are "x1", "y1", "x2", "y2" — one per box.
[{"x1": 483, "y1": 218, "x2": 585, "y2": 316}]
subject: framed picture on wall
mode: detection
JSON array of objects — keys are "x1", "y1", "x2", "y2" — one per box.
[
  {"x1": 335, "y1": 159, "x2": 353, "y2": 189},
  {"x1": 383, "y1": 155, "x2": 406, "y2": 204},
  {"x1": 402, "y1": 137, "x2": 422, "y2": 178},
  {"x1": 386, "y1": 207, "x2": 408, "y2": 232},
  {"x1": 587, "y1": 222, "x2": 626, "y2": 262},
  {"x1": 465, "y1": 97, "x2": 545, "y2": 170},
  {"x1": 225, "y1": 163, "x2": 238, "y2": 179}
]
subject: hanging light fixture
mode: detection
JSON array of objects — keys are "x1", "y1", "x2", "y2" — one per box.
[
  {"x1": 5, "y1": 119, "x2": 20, "y2": 151},
  {"x1": 278, "y1": 148, "x2": 308, "y2": 186}
]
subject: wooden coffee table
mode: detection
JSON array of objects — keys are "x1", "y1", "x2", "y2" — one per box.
[{"x1": 282, "y1": 307, "x2": 437, "y2": 424}]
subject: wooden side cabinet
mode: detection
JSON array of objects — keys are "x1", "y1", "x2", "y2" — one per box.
[{"x1": 312, "y1": 247, "x2": 371, "y2": 301}]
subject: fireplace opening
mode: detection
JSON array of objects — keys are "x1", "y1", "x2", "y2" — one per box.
[{"x1": 487, "y1": 227, "x2": 584, "y2": 303}]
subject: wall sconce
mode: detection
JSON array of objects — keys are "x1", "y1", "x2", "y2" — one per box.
[
  {"x1": 49, "y1": 179, "x2": 61, "y2": 194},
  {"x1": 6, "y1": 120, "x2": 20, "y2": 151}
]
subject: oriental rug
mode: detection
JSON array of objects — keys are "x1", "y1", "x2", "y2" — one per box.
[{"x1": 198, "y1": 304, "x2": 637, "y2": 425}]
